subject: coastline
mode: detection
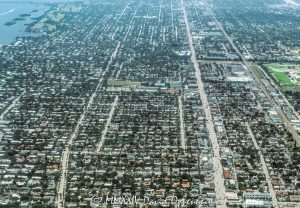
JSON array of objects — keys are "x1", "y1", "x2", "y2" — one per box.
[{"x1": 0, "y1": 2, "x2": 51, "y2": 46}]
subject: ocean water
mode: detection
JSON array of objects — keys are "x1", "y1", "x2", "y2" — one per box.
[{"x1": 0, "y1": 2, "x2": 50, "y2": 45}]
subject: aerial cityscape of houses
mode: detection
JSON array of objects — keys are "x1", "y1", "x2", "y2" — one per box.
[{"x1": 0, "y1": 0, "x2": 299, "y2": 207}]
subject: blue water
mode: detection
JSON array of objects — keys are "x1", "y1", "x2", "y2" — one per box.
[{"x1": 0, "y1": 2, "x2": 49, "y2": 45}]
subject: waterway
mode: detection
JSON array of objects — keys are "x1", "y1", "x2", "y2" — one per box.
[{"x1": 0, "y1": 2, "x2": 50, "y2": 45}]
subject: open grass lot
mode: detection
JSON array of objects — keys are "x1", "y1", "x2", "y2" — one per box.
[
  {"x1": 251, "y1": 64, "x2": 265, "y2": 80},
  {"x1": 265, "y1": 63, "x2": 300, "y2": 89},
  {"x1": 106, "y1": 79, "x2": 140, "y2": 88}
]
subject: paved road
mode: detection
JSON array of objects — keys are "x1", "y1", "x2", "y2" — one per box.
[
  {"x1": 178, "y1": 96, "x2": 186, "y2": 153},
  {"x1": 56, "y1": 84, "x2": 100, "y2": 207},
  {"x1": 199, "y1": 60, "x2": 243, "y2": 65},
  {"x1": 246, "y1": 123, "x2": 278, "y2": 208},
  {"x1": 0, "y1": 90, "x2": 25, "y2": 120},
  {"x1": 181, "y1": 1, "x2": 227, "y2": 207},
  {"x1": 0, "y1": 90, "x2": 25, "y2": 142},
  {"x1": 96, "y1": 96, "x2": 118, "y2": 153},
  {"x1": 56, "y1": 149, "x2": 69, "y2": 208}
]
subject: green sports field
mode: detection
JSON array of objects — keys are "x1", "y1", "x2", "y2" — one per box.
[
  {"x1": 265, "y1": 63, "x2": 300, "y2": 89},
  {"x1": 106, "y1": 79, "x2": 141, "y2": 88}
]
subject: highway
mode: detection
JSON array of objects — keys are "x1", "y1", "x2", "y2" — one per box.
[{"x1": 181, "y1": 1, "x2": 227, "y2": 207}]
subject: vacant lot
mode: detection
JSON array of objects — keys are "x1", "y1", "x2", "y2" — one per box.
[{"x1": 106, "y1": 79, "x2": 140, "y2": 88}]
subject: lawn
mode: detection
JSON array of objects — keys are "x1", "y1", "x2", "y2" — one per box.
[
  {"x1": 106, "y1": 79, "x2": 140, "y2": 88},
  {"x1": 266, "y1": 63, "x2": 300, "y2": 70},
  {"x1": 251, "y1": 65, "x2": 265, "y2": 80},
  {"x1": 269, "y1": 70, "x2": 292, "y2": 86},
  {"x1": 264, "y1": 63, "x2": 300, "y2": 88}
]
